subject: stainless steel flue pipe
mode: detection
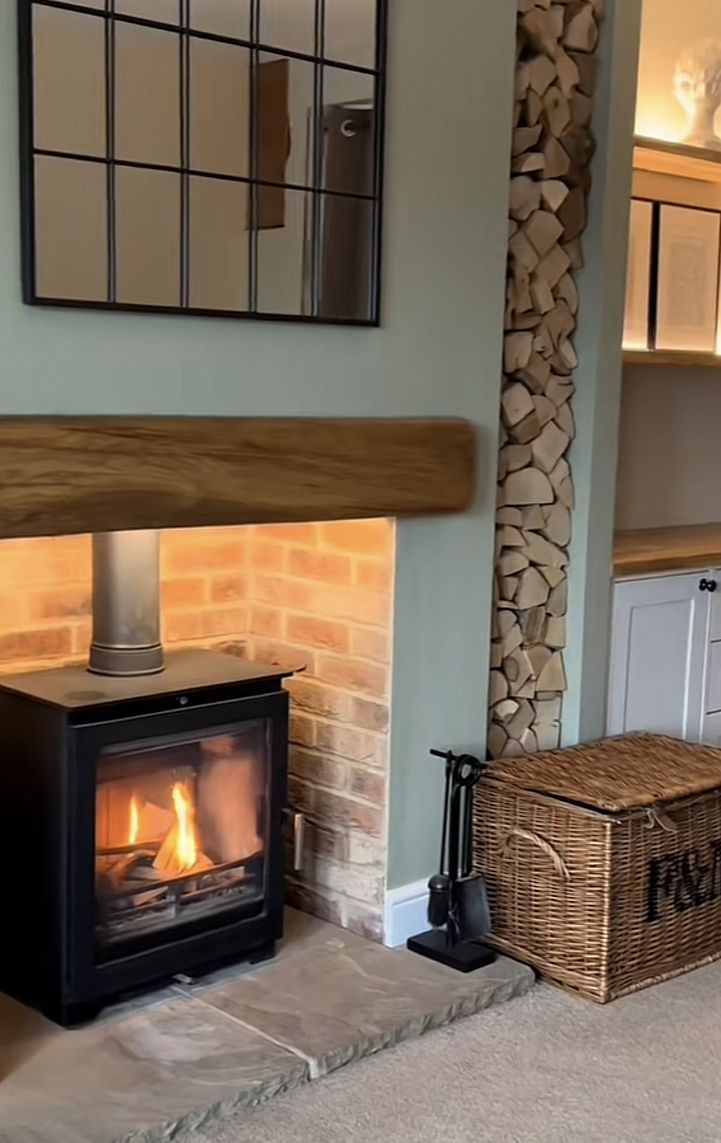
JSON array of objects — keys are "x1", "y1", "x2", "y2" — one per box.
[{"x1": 88, "y1": 530, "x2": 164, "y2": 676}]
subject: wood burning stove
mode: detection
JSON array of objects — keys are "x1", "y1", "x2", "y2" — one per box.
[
  {"x1": 0, "y1": 650, "x2": 289, "y2": 1025},
  {"x1": 0, "y1": 599, "x2": 292, "y2": 1028}
]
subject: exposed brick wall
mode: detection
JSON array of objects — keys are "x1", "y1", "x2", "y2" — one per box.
[
  {"x1": 0, "y1": 528, "x2": 251, "y2": 670},
  {"x1": 0, "y1": 519, "x2": 394, "y2": 941},
  {"x1": 243, "y1": 520, "x2": 393, "y2": 941}
]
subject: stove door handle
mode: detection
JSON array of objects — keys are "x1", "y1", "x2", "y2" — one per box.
[{"x1": 283, "y1": 809, "x2": 305, "y2": 871}]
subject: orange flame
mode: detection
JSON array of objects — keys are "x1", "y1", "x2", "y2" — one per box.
[
  {"x1": 128, "y1": 795, "x2": 140, "y2": 847},
  {"x1": 171, "y1": 782, "x2": 198, "y2": 872}
]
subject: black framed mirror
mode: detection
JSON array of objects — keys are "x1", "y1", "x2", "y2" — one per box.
[{"x1": 17, "y1": 0, "x2": 387, "y2": 325}]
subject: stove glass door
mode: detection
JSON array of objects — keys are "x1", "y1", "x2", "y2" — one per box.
[{"x1": 94, "y1": 719, "x2": 269, "y2": 959}]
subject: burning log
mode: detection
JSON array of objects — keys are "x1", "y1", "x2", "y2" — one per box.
[
  {"x1": 96, "y1": 841, "x2": 162, "y2": 857},
  {"x1": 153, "y1": 781, "x2": 213, "y2": 878},
  {"x1": 153, "y1": 824, "x2": 213, "y2": 876}
]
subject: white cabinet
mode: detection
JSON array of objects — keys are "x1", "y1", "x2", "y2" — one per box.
[
  {"x1": 608, "y1": 572, "x2": 712, "y2": 740},
  {"x1": 706, "y1": 643, "x2": 721, "y2": 712}
]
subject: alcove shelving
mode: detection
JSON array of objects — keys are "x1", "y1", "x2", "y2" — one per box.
[{"x1": 623, "y1": 137, "x2": 721, "y2": 368}]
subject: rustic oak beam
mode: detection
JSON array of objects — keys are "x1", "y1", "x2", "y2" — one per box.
[{"x1": 0, "y1": 417, "x2": 476, "y2": 539}]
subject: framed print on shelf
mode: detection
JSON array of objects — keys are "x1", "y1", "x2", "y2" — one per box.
[
  {"x1": 623, "y1": 199, "x2": 653, "y2": 350},
  {"x1": 655, "y1": 204, "x2": 721, "y2": 353}
]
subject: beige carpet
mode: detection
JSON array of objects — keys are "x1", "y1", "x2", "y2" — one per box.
[{"x1": 190, "y1": 959, "x2": 721, "y2": 1143}]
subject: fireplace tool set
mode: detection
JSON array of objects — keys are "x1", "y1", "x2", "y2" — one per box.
[{"x1": 407, "y1": 749, "x2": 496, "y2": 971}]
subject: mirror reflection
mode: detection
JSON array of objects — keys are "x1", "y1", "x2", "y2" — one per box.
[
  {"x1": 115, "y1": 167, "x2": 181, "y2": 306},
  {"x1": 34, "y1": 156, "x2": 107, "y2": 300},
  {"x1": 189, "y1": 178, "x2": 249, "y2": 311},
  {"x1": 321, "y1": 69, "x2": 375, "y2": 197},
  {"x1": 257, "y1": 188, "x2": 311, "y2": 316},
  {"x1": 115, "y1": 0, "x2": 179, "y2": 22},
  {"x1": 325, "y1": 0, "x2": 377, "y2": 68},
  {"x1": 317, "y1": 194, "x2": 374, "y2": 321},
  {"x1": 190, "y1": 40, "x2": 251, "y2": 178},
  {"x1": 115, "y1": 23, "x2": 180, "y2": 166},
  {"x1": 33, "y1": 5, "x2": 106, "y2": 156},
  {"x1": 190, "y1": 0, "x2": 251, "y2": 40},
  {"x1": 260, "y1": 0, "x2": 316, "y2": 57}
]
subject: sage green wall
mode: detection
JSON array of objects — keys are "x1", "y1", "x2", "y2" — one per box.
[
  {"x1": 0, "y1": 2, "x2": 514, "y2": 891},
  {"x1": 563, "y1": 0, "x2": 643, "y2": 745},
  {"x1": 384, "y1": 1, "x2": 515, "y2": 888}
]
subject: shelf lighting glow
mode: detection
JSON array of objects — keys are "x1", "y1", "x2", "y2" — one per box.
[{"x1": 634, "y1": 116, "x2": 685, "y2": 145}]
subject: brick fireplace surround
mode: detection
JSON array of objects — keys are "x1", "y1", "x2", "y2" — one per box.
[{"x1": 0, "y1": 519, "x2": 394, "y2": 940}]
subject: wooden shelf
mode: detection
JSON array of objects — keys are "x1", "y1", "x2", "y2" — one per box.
[
  {"x1": 624, "y1": 350, "x2": 721, "y2": 368},
  {"x1": 614, "y1": 523, "x2": 721, "y2": 577},
  {"x1": 634, "y1": 137, "x2": 721, "y2": 185},
  {"x1": 627, "y1": 142, "x2": 721, "y2": 370}
]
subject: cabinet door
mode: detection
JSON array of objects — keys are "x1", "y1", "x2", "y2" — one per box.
[
  {"x1": 702, "y1": 711, "x2": 721, "y2": 747},
  {"x1": 708, "y1": 571, "x2": 721, "y2": 640},
  {"x1": 703, "y1": 569, "x2": 721, "y2": 735},
  {"x1": 705, "y1": 642, "x2": 721, "y2": 713},
  {"x1": 608, "y1": 573, "x2": 709, "y2": 740}
]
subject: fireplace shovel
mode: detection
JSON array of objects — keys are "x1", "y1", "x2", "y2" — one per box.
[{"x1": 453, "y1": 755, "x2": 492, "y2": 941}]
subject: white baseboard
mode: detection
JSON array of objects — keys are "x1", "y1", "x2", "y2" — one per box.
[{"x1": 383, "y1": 878, "x2": 430, "y2": 948}]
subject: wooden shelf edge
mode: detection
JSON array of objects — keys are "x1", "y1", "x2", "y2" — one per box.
[
  {"x1": 614, "y1": 523, "x2": 721, "y2": 578},
  {"x1": 635, "y1": 135, "x2": 721, "y2": 163},
  {"x1": 634, "y1": 137, "x2": 721, "y2": 184},
  {"x1": 623, "y1": 350, "x2": 721, "y2": 369},
  {"x1": 614, "y1": 552, "x2": 717, "y2": 577}
]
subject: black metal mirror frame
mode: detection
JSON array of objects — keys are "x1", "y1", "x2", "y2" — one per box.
[{"x1": 17, "y1": 0, "x2": 387, "y2": 326}]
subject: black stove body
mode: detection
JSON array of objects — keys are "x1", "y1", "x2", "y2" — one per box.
[{"x1": 0, "y1": 650, "x2": 289, "y2": 1025}]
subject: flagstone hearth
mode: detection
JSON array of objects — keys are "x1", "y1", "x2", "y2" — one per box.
[{"x1": 0, "y1": 911, "x2": 534, "y2": 1143}]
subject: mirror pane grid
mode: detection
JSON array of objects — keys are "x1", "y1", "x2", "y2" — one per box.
[{"x1": 23, "y1": 0, "x2": 386, "y2": 323}]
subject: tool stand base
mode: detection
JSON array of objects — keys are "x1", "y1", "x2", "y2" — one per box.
[{"x1": 406, "y1": 929, "x2": 496, "y2": 973}]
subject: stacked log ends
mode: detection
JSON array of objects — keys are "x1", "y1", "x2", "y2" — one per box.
[{"x1": 488, "y1": 0, "x2": 601, "y2": 759}]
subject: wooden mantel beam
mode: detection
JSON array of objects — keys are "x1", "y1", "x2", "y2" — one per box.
[{"x1": 0, "y1": 417, "x2": 476, "y2": 539}]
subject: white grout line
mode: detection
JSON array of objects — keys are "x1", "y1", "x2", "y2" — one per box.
[{"x1": 192, "y1": 995, "x2": 322, "y2": 1080}]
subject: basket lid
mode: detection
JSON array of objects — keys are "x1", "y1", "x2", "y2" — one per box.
[{"x1": 487, "y1": 733, "x2": 721, "y2": 813}]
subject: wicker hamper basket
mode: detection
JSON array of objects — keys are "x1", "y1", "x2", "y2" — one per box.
[{"x1": 473, "y1": 733, "x2": 721, "y2": 1002}]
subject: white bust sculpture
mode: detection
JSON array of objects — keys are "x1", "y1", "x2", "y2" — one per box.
[{"x1": 674, "y1": 41, "x2": 721, "y2": 150}]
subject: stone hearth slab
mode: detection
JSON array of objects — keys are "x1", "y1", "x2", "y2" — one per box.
[
  {"x1": 197, "y1": 938, "x2": 534, "y2": 1078},
  {"x1": 0, "y1": 912, "x2": 534, "y2": 1143},
  {"x1": 0, "y1": 994, "x2": 307, "y2": 1143},
  {"x1": 180, "y1": 906, "x2": 368, "y2": 993}
]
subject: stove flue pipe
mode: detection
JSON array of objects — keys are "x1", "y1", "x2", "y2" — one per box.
[{"x1": 88, "y1": 530, "x2": 164, "y2": 676}]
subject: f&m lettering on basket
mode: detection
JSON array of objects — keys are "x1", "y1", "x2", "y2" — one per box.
[
  {"x1": 647, "y1": 842, "x2": 721, "y2": 923},
  {"x1": 474, "y1": 734, "x2": 721, "y2": 1003}
]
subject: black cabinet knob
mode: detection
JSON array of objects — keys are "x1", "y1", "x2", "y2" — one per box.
[{"x1": 700, "y1": 578, "x2": 718, "y2": 593}]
